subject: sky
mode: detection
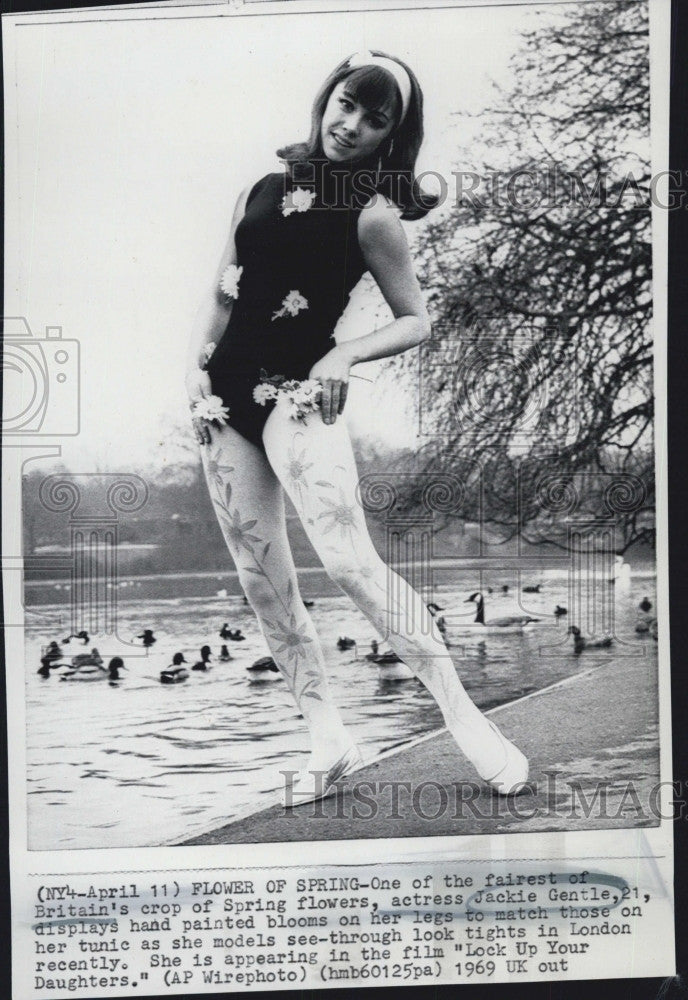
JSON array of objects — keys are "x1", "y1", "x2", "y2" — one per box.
[{"x1": 4, "y1": 0, "x2": 568, "y2": 473}]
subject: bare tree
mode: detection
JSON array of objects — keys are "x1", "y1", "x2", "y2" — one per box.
[{"x1": 397, "y1": 0, "x2": 653, "y2": 553}]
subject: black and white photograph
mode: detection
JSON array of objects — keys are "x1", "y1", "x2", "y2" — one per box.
[
  {"x1": 2, "y1": 0, "x2": 679, "y2": 991},
  {"x1": 4, "y1": 0, "x2": 666, "y2": 849}
]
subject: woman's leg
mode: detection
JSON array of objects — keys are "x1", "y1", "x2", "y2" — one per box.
[
  {"x1": 200, "y1": 423, "x2": 356, "y2": 769},
  {"x1": 262, "y1": 402, "x2": 526, "y2": 784}
]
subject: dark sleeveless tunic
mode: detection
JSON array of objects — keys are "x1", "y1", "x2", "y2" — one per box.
[{"x1": 205, "y1": 162, "x2": 369, "y2": 450}]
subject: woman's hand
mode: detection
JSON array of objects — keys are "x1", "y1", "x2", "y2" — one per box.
[
  {"x1": 308, "y1": 345, "x2": 353, "y2": 425},
  {"x1": 185, "y1": 366, "x2": 213, "y2": 446}
]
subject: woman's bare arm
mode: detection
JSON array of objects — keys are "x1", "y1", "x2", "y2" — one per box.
[
  {"x1": 185, "y1": 183, "x2": 252, "y2": 377},
  {"x1": 344, "y1": 195, "x2": 431, "y2": 362},
  {"x1": 185, "y1": 183, "x2": 251, "y2": 444},
  {"x1": 309, "y1": 194, "x2": 430, "y2": 423}
]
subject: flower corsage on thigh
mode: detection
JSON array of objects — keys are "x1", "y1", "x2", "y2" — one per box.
[{"x1": 253, "y1": 370, "x2": 323, "y2": 421}]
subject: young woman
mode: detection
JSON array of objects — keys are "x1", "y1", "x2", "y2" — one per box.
[{"x1": 185, "y1": 50, "x2": 529, "y2": 804}]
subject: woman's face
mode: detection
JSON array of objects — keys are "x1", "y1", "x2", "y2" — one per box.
[{"x1": 320, "y1": 80, "x2": 396, "y2": 163}]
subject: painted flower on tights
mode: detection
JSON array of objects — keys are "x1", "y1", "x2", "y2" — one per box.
[
  {"x1": 285, "y1": 445, "x2": 313, "y2": 488},
  {"x1": 357, "y1": 563, "x2": 376, "y2": 581},
  {"x1": 280, "y1": 187, "x2": 316, "y2": 217},
  {"x1": 268, "y1": 618, "x2": 314, "y2": 667},
  {"x1": 272, "y1": 290, "x2": 309, "y2": 321},
  {"x1": 224, "y1": 509, "x2": 261, "y2": 554},
  {"x1": 317, "y1": 487, "x2": 358, "y2": 538},
  {"x1": 219, "y1": 264, "x2": 243, "y2": 300},
  {"x1": 205, "y1": 448, "x2": 235, "y2": 493}
]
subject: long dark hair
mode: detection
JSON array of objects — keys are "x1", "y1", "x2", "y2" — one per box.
[{"x1": 276, "y1": 51, "x2": 438, "y2": 221}]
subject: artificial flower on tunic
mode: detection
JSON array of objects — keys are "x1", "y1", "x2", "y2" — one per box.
[
  {"x1": 272, "y1": 290, "x2": 309, "y2": 321},
  {"x1": 219, "y1": 263, "x2": 243, "y2": 300},
  {"x1": 280, "y1": 187, "x2": 316, "y2": 217}
]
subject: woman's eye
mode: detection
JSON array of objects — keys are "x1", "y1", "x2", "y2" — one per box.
[{"x1": 339, "y1": 97, "x2": 354, "y2": 110}]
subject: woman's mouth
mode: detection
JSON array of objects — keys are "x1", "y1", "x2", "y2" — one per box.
[{"x1": 330, "y1": 131, "x2": 355, "y2": 152}]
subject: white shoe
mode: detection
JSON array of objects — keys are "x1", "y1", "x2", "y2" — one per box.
[
  {"x1": 281, "y1": 744, "x2": 364, "y2": 809},
  {"x1": 478, "y1": 721, "x2": 529, "y2": 795}
]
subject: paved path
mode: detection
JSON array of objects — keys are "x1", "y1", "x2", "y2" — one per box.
[{"x1": 181, "y1": 649, "x2": 659, "y2": 845}]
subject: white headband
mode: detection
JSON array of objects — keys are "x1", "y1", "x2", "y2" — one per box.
[{"x1": 346, "y1": 50, "x2": 412, "y2": 124}]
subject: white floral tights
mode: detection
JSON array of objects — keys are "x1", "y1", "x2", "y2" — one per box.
[{"x1": 201, "y1": 400, "x2": 506, "y2": 778}]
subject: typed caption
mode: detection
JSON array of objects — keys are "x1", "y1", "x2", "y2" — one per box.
[{"x1": 21, "y1": 860, "x2": 673, "y2": 996}]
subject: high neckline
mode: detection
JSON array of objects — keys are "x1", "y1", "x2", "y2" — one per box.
[{"x1": 288, "y1": 156, "x2": 378, "y2": 210}]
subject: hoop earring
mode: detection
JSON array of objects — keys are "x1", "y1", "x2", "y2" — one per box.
[{"x1": 388, "y1": 138, "x2": 394, "y2": 157}]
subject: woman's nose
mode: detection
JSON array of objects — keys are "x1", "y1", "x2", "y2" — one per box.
[{"x1": 341, "y1": 111, "x2": 362, "y2": 136}]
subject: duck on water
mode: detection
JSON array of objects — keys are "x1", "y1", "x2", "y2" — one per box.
[
  {"x1": 192, "y1": 645, "x2": 213, "y2": 672},
  {"x1": 363, "y1": 641, "x2": 414, "y2": 681},
  {"x1": 62, "y1": 630, "x2": 90, "y2": 645},
  {"x1": 246, "y1": 656, "x2": 281, "y2": 681},
  {"x1": 568, "y1": 626, "x2": 613, "y2": 653},
  {"x1": 160, "y1": 652, "x2": 189, "y2": 684},
  {"x1": 219, "y1": 624, "x2": 246, "y2": 641},
  {"x1": 37, "y1": 641, "x2": 66, "y2": 677},
  {"x1": 462, "y1": 593, "x2": 540, "y2": 632},
  {"x1": 60, "y1": 651, "x2": 126, "y2": 682}
]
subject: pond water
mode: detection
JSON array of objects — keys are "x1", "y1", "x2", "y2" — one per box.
[{"x1": 24, "y1": 566, "x2": 657, "y2": 849}]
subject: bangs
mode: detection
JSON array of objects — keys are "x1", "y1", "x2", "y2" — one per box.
[{"x1": 344, "y1": 65, "x2": 401, "y2": 122}]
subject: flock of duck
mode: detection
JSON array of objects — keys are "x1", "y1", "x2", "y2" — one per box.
[
  {"x1": 36, "y1": 625, "x2": 249, "y2": 685},
  {"x1": 333, "y1": 588, "x2": 656, "y2": 680},
  {"x1": 37, "y1": 585, "x2": 658, "y2": 687},
  {"x1": 38, "y1": 633, "x2": 126, "y2": 683}
]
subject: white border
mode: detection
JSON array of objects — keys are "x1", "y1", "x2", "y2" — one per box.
[{"x1": 3, "y1": 0, "x2": 674, "y2": 990}]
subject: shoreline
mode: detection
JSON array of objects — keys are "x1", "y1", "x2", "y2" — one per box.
[
  {"x1": 178, "y1": 650, "x2": 659, "y2": 846},
  {"x1": 24, "y1": 558, "x2": 657, "y2": 591}
]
